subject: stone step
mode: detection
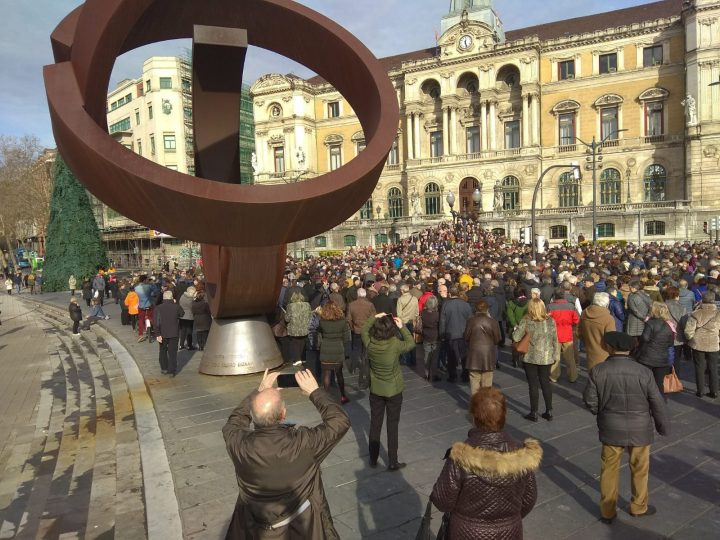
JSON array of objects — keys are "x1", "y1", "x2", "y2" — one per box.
[{"x1": 0, "y1": 305, "x2": 148, "y2": 540}]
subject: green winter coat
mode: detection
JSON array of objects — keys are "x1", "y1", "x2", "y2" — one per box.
[
  {"x1": 361, "y1": 316, "x2": 415, "y2": 397},
  {"x1": 318, "y1": 318, "x2": 350, "y2": 364},
  {"x1": 507, "y1": 298, "x2": 529, "y2": 329}
]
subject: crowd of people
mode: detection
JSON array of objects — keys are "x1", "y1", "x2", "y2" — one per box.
[
  {"x1": 67, "y1": 269, "x2": 211, "y2": 377},
  {"x1": 3, "y1": 269, "x2": 43, "y2": 295},
  {"x1": 224, "y1": 221, "x2": 717, "y2": 537},
  {"x1": 51, "y1": 220, "x2": 720, "y2": 537}
]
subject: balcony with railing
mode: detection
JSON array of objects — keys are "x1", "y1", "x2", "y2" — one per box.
[
  {"x1": 545, "y1": 134, "x2": 682, "y2": 158},
  {"x1": 406, "y1": 146, "x2": 538, "y2": 168}
]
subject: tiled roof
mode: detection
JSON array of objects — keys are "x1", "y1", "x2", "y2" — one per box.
[
  {"x1": 305, "y1": 47, "x2": 439, "y2": 85},
  {"x1": 304, "y1": 0, "x2": 683, "y2": 86},
  {"x1": 505, "y1": 0, "x2": 683, "y2": 41}
]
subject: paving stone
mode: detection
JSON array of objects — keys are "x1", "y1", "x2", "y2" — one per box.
[{"x1": 9, "y1": 292, "x2": 720, "y2": 539}]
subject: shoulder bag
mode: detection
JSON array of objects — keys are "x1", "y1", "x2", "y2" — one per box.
[
  {"x1": 512, "y1": 322, "x2": 532, "y2": 355},
  {"x1": 414, "y1": 314, "x2": 424, "y2": 344},
  {"x1": 512, "y1": 332, "x2": 532, "y2": 354},
  {"x1": 664, "y1": 366, "x2": 683, "y2": 393}
]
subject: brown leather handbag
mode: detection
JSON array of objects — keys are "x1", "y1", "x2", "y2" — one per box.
[
  {"x1": 664, "y1": 367, "x2": 683, "y2": 393},
  {"x1": 512, "y1": 331, "x2": 532, "y2": 355}
]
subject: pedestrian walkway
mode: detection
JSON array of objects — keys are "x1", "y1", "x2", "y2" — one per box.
[
  {"x1": 0, "y1": 294, "x2": 148, "y2": 539},
  {"x1": 6, "y1": 291, "x2": 720, "y2": 539}
]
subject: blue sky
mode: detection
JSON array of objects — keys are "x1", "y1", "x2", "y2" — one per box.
[{"x1": 0, "y1": 0, "x2": 657, "y2": 147}]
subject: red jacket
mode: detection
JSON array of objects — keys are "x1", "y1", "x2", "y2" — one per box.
[
  {"x1": 548, "y1": 299, "x2": 579, "y2": 343},
  {"x1": 418, "y1": 291, "x2": 435, "y2": 312}
]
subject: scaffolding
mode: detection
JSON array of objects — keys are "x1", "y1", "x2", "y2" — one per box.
[{"x1": 179, "y1": 52, "x2": 195, "y2": 175}]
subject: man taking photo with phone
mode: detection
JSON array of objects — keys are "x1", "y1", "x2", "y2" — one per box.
[{"x1": 222, "y1": 369, "x2": 350, "y2": 539}]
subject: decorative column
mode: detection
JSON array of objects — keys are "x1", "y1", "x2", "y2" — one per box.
[
  {"x1": 531, "y1": 93, "x2": 540, "y2": 145},
  {"x1": 480, "y1": 101, "x2": 487, "y2": 151},
  {"x1": 414, "y1": 112, "x2": 421, "y2": 159},
  {"x1": 522, "y1": 94, "x2": 530, "y2": 148},
  {"x1": 489, "y1": 101, "x2": 497, "y2": 150},
  {"x1": 450, "y1": 107, "x2": 457, "y2": 155},
  {"x1": 406, "y1": 113, "x2": 414, "y2": 159},
  {"x1": 442, "y1": 106, "x2": 449, "y2": 156}
]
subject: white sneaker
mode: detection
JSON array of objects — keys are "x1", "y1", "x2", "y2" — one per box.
[
  {"x1": 72, "y1": 333, "x2": 80, "y2": 337},
  {"x1": 104, "y1": 316, "x2": 110, "y2": 320}
]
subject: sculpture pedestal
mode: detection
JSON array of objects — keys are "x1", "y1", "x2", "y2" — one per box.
[{"x1": 199, "y1": 317, "x2": 283, "y2": 376}]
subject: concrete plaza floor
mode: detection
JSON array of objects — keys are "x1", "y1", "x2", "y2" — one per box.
[{"x1": 0, "y1": 290, "x2": 718, "y2": 539}]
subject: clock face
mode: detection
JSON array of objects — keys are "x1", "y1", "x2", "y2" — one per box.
[{"x1": 459, "y1": 35, "x2": 473, "y2": 51}]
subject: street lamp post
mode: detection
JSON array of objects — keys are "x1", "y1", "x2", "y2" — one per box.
[
  {"x1": 575, "y1": 129, "x2": 628, "y2": 246},
  {"x1": 531, "y1": 164, "x2": 582, "y2": 261},
  {"x1": 446, "y1": 191, "x2": 457, "y2": 227},
  {"x1": 466, "y1": 188, "x2": 482, "y2": 265}
]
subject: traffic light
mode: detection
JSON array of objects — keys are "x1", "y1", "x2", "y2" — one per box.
[
  {"x1": 704, "y1": 221, "x2": 708, "y2": 234},
  {"x1": 519, "y1": 227, "x2": 526, "y2": 244}
]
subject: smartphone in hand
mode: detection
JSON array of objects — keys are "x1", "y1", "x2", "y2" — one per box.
[{"x1": 277, "y1": 373, "x2": 300, "y2": 388}]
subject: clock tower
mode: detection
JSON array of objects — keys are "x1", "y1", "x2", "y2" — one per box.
[{"x1": 441, "y1": 0, "x2": 504, "y2": 43}]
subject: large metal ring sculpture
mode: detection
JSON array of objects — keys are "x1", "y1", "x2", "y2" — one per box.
[{"x1": 45, "y1": 0, "x2": 399, "y2": 374}]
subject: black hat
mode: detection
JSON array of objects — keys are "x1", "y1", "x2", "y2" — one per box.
[{"x1": 603, "y1": 331, "x2": 635, "y2": 352}]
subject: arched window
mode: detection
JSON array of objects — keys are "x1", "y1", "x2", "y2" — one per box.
[
  {"x1": 491, "y1": 228, "x2": 506, "y2": 237},
  {"x1": 388, "y1": 187, "x2": 403, "y2": 218},
  {"x1": 550, "y1": 225, "x2": 568, "y2": 239},
  {"x1": 424, "y1": 182, "x2": 441, "y2": 215},
  {"x1": 343, "y1": 235, "x2": 357, "y2": 247},
  {"x1": 644, "y1": 164, "x2": 667, "y2": 202},
  {"x1": 597, "y1": 223, "x2": 615, "y2": 238},
  {"x1": 600, "y1": 168, "x2": 621, "y2": 205},
  {"x1": 502, "y1": 176, "x2": 520, "y2": 210},
  {"x1": 359, "y1": 199, "x2": 373, "y2": 219},
  {"x1": 314, "y1": 236, "x2": 327, "y2": 248},
  {"x1": 421, "y1": 80, "x2": 441, "y2": 100},
  {"x1": 645, "y1": 221, "x2": 666, "y2": 236},
  {"x1": 375, "y1": 233, "x2": 388, "y2": 245},
  {"x1": 459, "y1": 177, "x2": 480, "y2": 212},
  {"x1": 558, "y1": 171, "x2": 579, "y2": 207}
]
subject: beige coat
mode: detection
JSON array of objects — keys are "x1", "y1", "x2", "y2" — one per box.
[
  {"x1": 396, "y1": 292, "x2": 419, "y2": 325},
  {"x1": 579, "y1": 305, "x2": 616, "y2": 371},
  {"x1": 685, "y1": 303, "x2": 720, "y2": 352}
]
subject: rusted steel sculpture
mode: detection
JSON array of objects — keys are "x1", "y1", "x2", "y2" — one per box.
[{"x1": 44, "y1": 0, "x2": 399, "y2": 374}]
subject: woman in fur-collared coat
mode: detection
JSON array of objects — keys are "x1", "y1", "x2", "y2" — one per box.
[{"x1": 431, "y1": 387, "x2": 541, "y2": 540}]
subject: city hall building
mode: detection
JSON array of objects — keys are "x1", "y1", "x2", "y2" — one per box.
[{"x1": 251, "y1": 0, "x2": 720, "y2": 253}]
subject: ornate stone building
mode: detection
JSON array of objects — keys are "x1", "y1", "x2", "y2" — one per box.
[{"x1": 251, "y1": 0, "x2": 720, "y2": 254}]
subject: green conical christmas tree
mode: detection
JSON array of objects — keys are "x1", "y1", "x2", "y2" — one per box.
[{"x1": 43, "y1": 155, "x2": 107, "y2": 292}]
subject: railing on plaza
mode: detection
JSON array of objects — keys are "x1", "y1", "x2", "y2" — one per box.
[{"x1": 339, "y1": 200, "x2": 691, "y2": 229}]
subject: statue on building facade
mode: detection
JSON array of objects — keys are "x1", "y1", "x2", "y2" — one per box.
[
  {"x1": 251, "y1": 152, "x2": 259, "y2": 175},
  {"x1": 493, "y1": 180, "x2": 503, "y2": 212},
  {"x1": 411, "y1": 188, "x2": 422, "y2": 216},
  {"x1": 682, "y1": 94, "x2": 697, "y2": 126}
]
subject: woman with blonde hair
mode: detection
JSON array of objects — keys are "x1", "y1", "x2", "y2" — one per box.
[
  {"x1": 637, "y1": 301, "x2": 675, "y2": 399},
  {"x1": 513, "y1": 298, "x2": 559, "y2": 421}
]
